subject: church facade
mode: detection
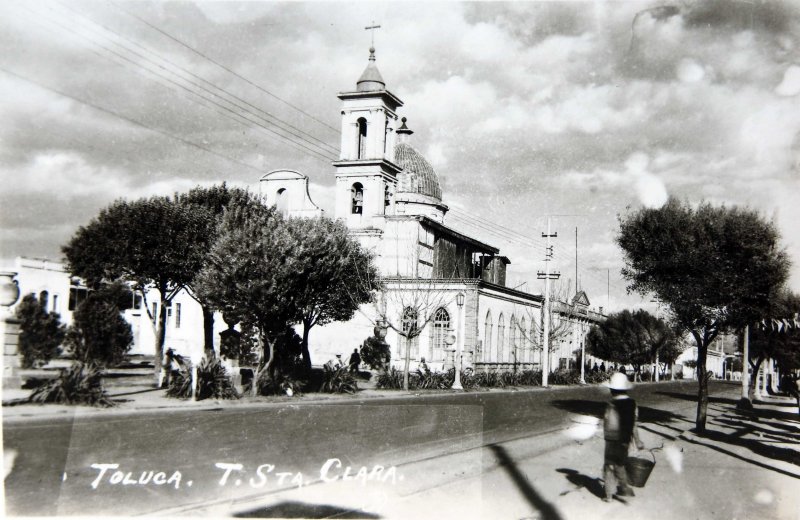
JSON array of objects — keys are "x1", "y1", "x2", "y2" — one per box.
[{"x1": 261, "y1": 47, "x2": 603, "y2": 373}]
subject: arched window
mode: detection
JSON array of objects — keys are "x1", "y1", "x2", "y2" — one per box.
[
  {"x1": 351, "y1": 183, "x2": 364, "y2": 214},
  {"x1": 484, "y1": 310, "x2": 493, "y2": 363},
  {"x1": 400, "y1": 307, "x2": 419, "y2": 360},
  {"x1": 276, "y1": 188, "x2": 288, "y2": 216},
  {"x1": 39, "y1": 290, "x2": 49, "y2": 309},
  {"x1": 497, "y1": 313, "x2": 505, "y2": 364},
  {"x1": 430, "y1": 307, "x2": 450, "y2": 362},
  {"x1": 357, "y1": 117, "x2": 368, "y2": 159},
  {"x1": 509, "y1": 315, "x2": 517, "y2": 364},
  {"x1": 520, "y1": 317, "x2": 527, "y2": 363}
]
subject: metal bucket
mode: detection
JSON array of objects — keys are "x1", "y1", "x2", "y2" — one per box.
[{"x1": 626, "y1": 449, "x2": 656, "y2": 487}]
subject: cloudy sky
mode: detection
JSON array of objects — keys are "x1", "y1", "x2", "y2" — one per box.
[{"x1": 1, "y1": 0, "x2": 799, "y2": 313}]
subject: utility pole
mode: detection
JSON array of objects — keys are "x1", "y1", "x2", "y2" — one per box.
[{"x1": 537, "y1": 217, "x2": 560, "y2": 387}]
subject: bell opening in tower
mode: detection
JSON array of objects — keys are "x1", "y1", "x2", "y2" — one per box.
[{"x1": 357, "y1": 117, "x2": 367, "y2": 159}]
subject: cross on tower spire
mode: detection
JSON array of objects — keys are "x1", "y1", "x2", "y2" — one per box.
[{"x1": 365, "y1": 21, "x2": 381, "y2": 48}]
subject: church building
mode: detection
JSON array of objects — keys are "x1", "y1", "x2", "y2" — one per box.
[{"x1": 260, "y1": 46, "x2": 603, "y2": 373}]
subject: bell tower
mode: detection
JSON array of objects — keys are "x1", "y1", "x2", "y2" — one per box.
[{"x1": 333, "y1": 45, "x2": 403, "y2": 237}]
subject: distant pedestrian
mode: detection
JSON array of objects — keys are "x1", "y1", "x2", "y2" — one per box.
[
  {"x1": 600, "y1": 362, "x2": 606, "y2": 373},
  {"x1": 348, "y1": 348, "x2": 361, "y2": 374},
  {"x1": 602, "y1": 372, "x2": 644, "y2": 502},
  {"x1": 592, "y1": 363, "x2": 599, "y2": 373}
]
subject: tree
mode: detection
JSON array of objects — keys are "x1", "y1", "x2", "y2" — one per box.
[
  {"x1": 586, "y1": 309, "x2": 681, "y2": 378},
  {"x1": 16, "y1": 293, "x2": 65, "y2": 368},
  {"x1": 62, "y1": 196, "x2": 212, "y2": 386},
  {"x1": 513, "y1": 280, "x2": 581, "y2": 380},
  {"x1": 178, "y1": 183, "x2": 253, "y2": 358},
  {"x1": 194, "y1": 198, "x2": 299, "y2": 383},
  {"x1": 65, "y1": 282, "x2": 134, "y2": 367},
  {"x1": 617, "y1": 198, "x2": 789, "y2": 432},
  {"x1": 745, "y1": 290, "x2": 800, "y2": 399},
  {"x1": 285, "y1": 216, "x2": 378, "y2": 373}
]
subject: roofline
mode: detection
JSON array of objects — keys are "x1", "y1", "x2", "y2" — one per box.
[
  {"x1": 338, "y1": 89, "x2": 404, "y2": 109},
  {"x1": 421, "y1": 216, "x2": 500, "y2": 254},
  {"x1": 378, "y1": 277, "x2": 544, "y2": 303},
  {"x1": 384, "y1": 215, "x2": 500, "y2": 254},
  {"x1": 332, "y1": 158, "x2": 403, "y2": 175}
]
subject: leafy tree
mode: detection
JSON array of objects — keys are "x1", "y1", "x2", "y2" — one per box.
[
  {"x1": 617, "y1": 198, "x2": 789, "y2": 432},
  {"x1": 194, "y1": 198, "x2": 299, "y2": 383},
  {"x1": 586, "y1": 309, "x2": 680, "y2": 378},
  {"x1": 65, "y1": 282, "x2": 134, "y2": 367},
  {"x1": 178, "y1": 183, "x2": 253, "y2": 358},
  {"x1": 746, "y1": 291, "x2": 800, "y2": 398},
  {"x1": 62, "y1": 196, "x2": 212, "y2": 386},
  {"x1": 285, "y1": 216, "x2": 378, "y2": 372},
  {"x1": 16, "y1": 293, "x2": 65, "y2": 368}
]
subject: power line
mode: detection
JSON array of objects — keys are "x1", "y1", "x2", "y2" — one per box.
[
  {"x1": 106, "y1": 0, "x2": 341, "y2": 136},
  {"x1": 35, "y1": 3, "x2": 339, "y2": 163},
  {"x1": 0, "y1": 66, "x2": 266, "y2": 175}
]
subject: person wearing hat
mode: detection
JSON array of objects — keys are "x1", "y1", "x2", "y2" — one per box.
[{"x1": 602, "y1": 372, "x2": 644, "y2": 502}]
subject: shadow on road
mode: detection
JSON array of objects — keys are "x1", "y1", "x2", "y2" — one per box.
[
  {"x1": 489, "y1": 444, "x2": 564, "y2": 520},
  {"x1": 232, "y1": 501, "x2": 381, "y2": 518},
  {"x1": 655, "y1": 391, "x2": 739, "y2": 406},
  {"x1": 549, "y1": 400, "x2": 689, "y2": 427},
  {"x1": 555, "y1": 468, "x2": 605, "y2": 499},
  {"x1": 550, "y1": 399, "x2": 605, "y2": 419}
]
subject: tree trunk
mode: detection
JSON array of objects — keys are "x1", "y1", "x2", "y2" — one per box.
[
  {"x1": 695, "y1": 339, "x2": 709, "y2": 433},
  {"x1": 202, "y1": 306, "x2": 215, "y2": 359},
  {"x1": 154, "y1": 291, "x2": 168, "y2": 388},
  {"x1": 403, "y1": 335, "x2": 411, "y2": 391},
  {"x1": 748, "y1": 355, "x2": 764, "y2": 401},
  {"x1": 301, "y1": 320, "x2": 312, "y2": 374}
]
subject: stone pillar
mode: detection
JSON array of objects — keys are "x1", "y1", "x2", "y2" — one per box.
[
  {"x1": 1, "y1": 271, "x2": 22, "y2": 389},
  {"x1": 443, "y1": 348, "x2": 455, "y2": 371}
]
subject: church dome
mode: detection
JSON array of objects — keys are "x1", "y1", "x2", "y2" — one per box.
[{"x1": 394, "y1": 142, "x2": 443, "y2": 201}]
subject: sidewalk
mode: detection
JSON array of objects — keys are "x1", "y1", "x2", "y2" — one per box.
[{"x1": 177, "y1": 393, "x2": 800, "y2": 520}]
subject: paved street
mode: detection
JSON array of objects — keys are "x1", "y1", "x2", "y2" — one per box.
[{"x1": 3, "y1": 380, "x2": 798, "y2": 518}]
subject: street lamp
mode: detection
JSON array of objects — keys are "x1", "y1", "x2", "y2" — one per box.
[{"x1": 453, "y1": 291, "x2": 466, "y2": 390}]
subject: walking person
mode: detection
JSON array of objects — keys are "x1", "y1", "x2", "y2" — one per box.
[
  {"x1": 348, "y1": 348, "x2": 362, "y2": 374},
  {"x1": 603, "y1": 372, "x2": 644, "y2": 502}
]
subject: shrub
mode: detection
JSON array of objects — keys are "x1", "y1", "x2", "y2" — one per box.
[
  {"x1": 361, "y1": 336, "x2": 391, "y2": 370},
  {"x1": 376, "y1": 367, "x2": 406, "y2": 389},
  {"x1": 255, "y1": 369, "x2": 306, "y2": 396},
  {"x1": 584, "y1": 370, "x2": 611, "y2": 384},
  {"x1": 65, "y1": 285, "x2": 133, "y2": 367},
  {"x1": 28, "y1": 362, "x2": 114, "y2": 407},
  {"x1": 321, "y1": 365, "x2": 358, "y2": 394},
  {"x1": 166, "y1": 356, "x2": 239, "y2": 400},
  {"x1": 16, "y1": 293, "x2": 65, "y2": 368},
  {"x1": 417, "y1": 368, "x2": 454, "y2": 389},
  {"x1": 549, "y1": 369, "x2": 582, "y2": 385}
]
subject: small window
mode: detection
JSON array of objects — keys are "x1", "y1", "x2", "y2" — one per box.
[
  {"x1": 400, "y1": 307, "x2": 419, "y2": 359},
  {"x1": 39, "y1": 290, "x2": 49, "y2": 310},
  {"x1": 52, "y1": 294, "x2": 59, "y2": 314},
  {"x1": 175, "y1": 303, "x2": 181, "y2": 329},
  {"x1": 357, "y1": 117, "x2": 367, "y2": 159},
  {"x1": 276, "y1": 188, "x2": 288, "y2": 216},
  {"x1": 351, "y1": 182, "x2": 364, "y2": 214},
  {"x1": 68, "y1": 287, "x2": 88, "y2": 311},
  {"x1": 151, "y1": 302, "x2": 158, "y2": 324},
  {"x1": 430, "y1": 307, "x2": 450, "y2": 362}
]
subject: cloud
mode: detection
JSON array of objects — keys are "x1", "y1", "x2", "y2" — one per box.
[{"x1": 776, "y1": 64, "x2": 800, "y2": 96}]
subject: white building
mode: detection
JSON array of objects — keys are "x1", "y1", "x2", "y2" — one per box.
[{"x1": 260, "y1": 46, "x2": 603, "y2": 372}]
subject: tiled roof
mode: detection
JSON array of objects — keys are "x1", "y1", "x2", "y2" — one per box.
[{"x1": 394, "y1": 142, "x2": 443, "y2": 201}]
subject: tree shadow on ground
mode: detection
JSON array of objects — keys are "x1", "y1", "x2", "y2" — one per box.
[
  {"x1": 555, "y1": 468, "x2": 605, "y2": 499},
  {"x1": 489, "y1": 444, "x2": 564, "y2": 520},
  {"x1": 233, "y1": 501, "x2": 380, "y2": 518},
  {"x1": 713, "y1": 417, "x2": 800, "y2": 443},
  {"x1": 655, "y1": 391, "x2": 739, "y2": 406},
  {"x1": 550, "y1": 400, "x2": 688, "y2": 426},
  {"x1": 550, "y1": 399, "x2": 605, "y2": 419}
]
